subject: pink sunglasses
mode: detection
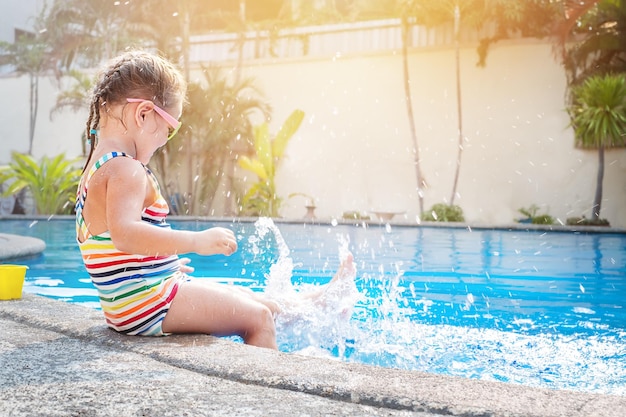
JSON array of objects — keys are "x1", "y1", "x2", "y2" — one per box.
[{"x1": 126, "y1": 98, "x2": 182, "y2": 140}]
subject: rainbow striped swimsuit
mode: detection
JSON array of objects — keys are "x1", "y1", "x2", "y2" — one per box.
[{"x1": 76, "y1": 152, "x2": 183, "y2": 336}]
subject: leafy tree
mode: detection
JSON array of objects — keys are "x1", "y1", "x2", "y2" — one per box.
[
  {"x1": 0, "y1": 152, "x2": 82, "y2": 215},
  {"x1": 49, "y1": 69, "x2": 94, "y2": 155},
  {"x1": 44, "y1": 0, "x2": 135, "y2": 66},
  {"x1": 0, "y1": 1, "x2": 133, "y2": 158},
  {"x1": 238, "y1": 109, "x2": 305, "y2": 217},
  {"x1": 473, "y1": 0, "x2": 561, "y2": 67},
  {"x1": 0, "y1": 7, "x2": 56, "y2": 155},
  {"x1": 555, "y1": 0, "x2": 626, "y2": 99},
  {"x1": 569, "y1": 73, "x2": 626, "y2": 221}
]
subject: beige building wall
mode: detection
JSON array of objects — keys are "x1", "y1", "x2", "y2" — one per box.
[
  {"x1": 1, "y1": 39, "x2": 625, "y2": 227},
  {"x1": 217, "y1": 39, "x2": 626, "y2": 227},
  {"x1": 0, "y1": 75, "x2": 85, "y2": 162}
]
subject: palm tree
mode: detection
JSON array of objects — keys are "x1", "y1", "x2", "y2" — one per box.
[
  {"x1": 0, "y1": 8, "x2": 54, "y2": 155},
  {"x1": 49, "y1": 69, "x2": 94, "y2": 155},
  {"x1": 413, "y1": 0, "x2": 486, "y2": 207},
  {"x1": 347, "y1": 0, "x2": 428, "y2": 216},
  {"x1": 569, "y1": 74, "x2": 626, "y2": 221},
  {"x1": 399, "y1": 1, "x2": 427, "y2": 216},
  {"x1": 152, "y1": 66, "x2": 271, "y2": 216},
  {"x1": 44, "y1": 0, "x2": 133, "y2": 68}
]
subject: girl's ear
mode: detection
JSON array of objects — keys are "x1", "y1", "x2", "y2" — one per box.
[{"x1": 134, "y1": 101, "x2": 155, "y2": 127}]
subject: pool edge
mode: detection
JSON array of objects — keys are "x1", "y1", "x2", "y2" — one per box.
[
  {"x1": 2, "y1": 214, "x2": 626, "y2": 234},
  {"x1": 0, "y1": 293, "x2": 624, "y2": 417},
  {"x1": 0, "y1": 233, "x2": 46, "y2": 261}
]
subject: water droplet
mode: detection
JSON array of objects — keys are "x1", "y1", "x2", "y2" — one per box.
[{"x1": 467, "y1": 293, "x2": 475, "y2": 304}]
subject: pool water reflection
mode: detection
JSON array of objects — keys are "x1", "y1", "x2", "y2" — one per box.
[{"x1": 2, "y1": 218, "x2": 625, "y2": 395}]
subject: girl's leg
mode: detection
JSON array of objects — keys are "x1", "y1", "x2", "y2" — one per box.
[
  {"x1": 162, "y1": 280, "x2": 278, "y2": 349},
  {"x1": 228, "y1": 285, "x2": 281, "y2": 314}
]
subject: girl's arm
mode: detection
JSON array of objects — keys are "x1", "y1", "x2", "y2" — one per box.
[{"x1": 105, "y1": 158, "x2": 236, "y2": 257}]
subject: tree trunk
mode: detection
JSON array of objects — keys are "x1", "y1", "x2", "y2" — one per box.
[
  {"x1": 28, "y1": 73, "x2": 39, "y2": 155},
  {"x1": 181, "y1": 1, "x2": 191, "y2": 82},
  {"x1": 450, "y1": 5, "x2": 463, "y2": 206},
  {"x1": 591, "y1": 145, "x2": 604, "y2": 221},
  {"x1": 401, "y1": 17, "x2": 425, "y2": 216}
]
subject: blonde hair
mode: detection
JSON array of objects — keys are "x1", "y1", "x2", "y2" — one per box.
[{"x1": 83, "y1": 50, "x2": 187, "y2": 170}]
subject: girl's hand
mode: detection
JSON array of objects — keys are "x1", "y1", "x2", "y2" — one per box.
[
  {"x1": 195, "y1": 227, "x2": 238, "y2": 256},
  {"x1": 178, "y1": 257, "x2": 194, "y2": 274}
]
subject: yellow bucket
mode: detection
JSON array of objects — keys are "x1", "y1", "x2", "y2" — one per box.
[{"x1": 0, "y1": 264, "x2": 28, "y2": 300}]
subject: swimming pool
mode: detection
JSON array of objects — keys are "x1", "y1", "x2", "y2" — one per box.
[{"x1": 2, "y1": 217, "x2": 625, "y2": 396}]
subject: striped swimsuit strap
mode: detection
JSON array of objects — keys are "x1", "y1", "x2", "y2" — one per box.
[{"x1": 75, "y1": 152, "x2": 164, "y2": 239}]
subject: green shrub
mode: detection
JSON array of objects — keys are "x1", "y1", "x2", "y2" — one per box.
[
  {"x1": 422, "y1": 203, "x2": 465, "y2": 222},
  {"x1": 566, "y1": 216, "x2": 610, "y2": 227},
  {"x1": 531, "y1": 214, "x2": 555, "y2": 225},
  {"x1": 517, "y1": 205, "x2": 555, "y2": 225},
  {"x1": 342, "y1": 210, "x2": 370, "y2": 220},
  {"x1": 0, "y1": 152, "x2": 82, "y2": 215}
]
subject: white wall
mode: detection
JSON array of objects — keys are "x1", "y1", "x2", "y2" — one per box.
[
  {"x1": 0, "y1": 75, "x2": 85, "y2": 162},
  {"x1": 0, "y1": 0, "x2": 42, "y2": 43},
  {"x1": 1, "y1": 38, "x2": 624, "y2": 227}
]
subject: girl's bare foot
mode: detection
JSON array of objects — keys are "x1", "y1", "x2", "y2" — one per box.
[
  {"x1": 267, "y1": 252, "x2": 359, "y2": 323},
  {"x1": 329, "y1": 253, "x2": 356, "y2": 284},
  {"x1": 298, "y1": 252, "x2": 357, "y2": 303}
]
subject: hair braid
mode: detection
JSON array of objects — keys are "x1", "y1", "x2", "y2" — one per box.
[{"x1": 81, "y1": 50, "x2": 186, "y2": 172}]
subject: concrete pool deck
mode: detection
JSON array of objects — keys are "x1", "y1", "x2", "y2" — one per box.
[{"x1": 1, "y1": 294, "x2": 625, "y2": 417}]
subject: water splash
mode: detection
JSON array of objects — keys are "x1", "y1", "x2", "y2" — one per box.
[{"x1": 252, "y1": 217, "x2": 362, "y2": 357}]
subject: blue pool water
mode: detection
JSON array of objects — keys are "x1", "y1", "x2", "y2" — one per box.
[{"x1": 1, "y1": 218, "x2": 625, "y2": 395}]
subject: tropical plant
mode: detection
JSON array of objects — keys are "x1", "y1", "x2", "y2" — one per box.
[
  {"x1": 152, "y1": 66, "x2": 272, "y2": 216},
  {"x1": 555, "y1": 0, "x2": 626, "y2": 96},
  {"x1": 49, "y1": 69, "x2": 95, "y2": 155},
  {"x1": 517, "y1": 204, "x2": 555, "y2": 225},
  {"x1": 566, "y1": 216, "x2": 610, "y2": 226},
  {"x1": 568, "y1": 73, "x2": 626, "y2": 222},
  {"x1": 422, "y1": 203, "x2": 465, "y2": 222},
  {"x1": 44, "y1": 0, "x2": 135, "y2": 67},
  {"x1": 238, "y1": 109, "x2": 305, "y2": 217},
  {"x1": 473, "y1": 0, "x2": 561, "y2": 67},
  {"x1": 0, "y1": 152, "x2": 82, "y2": 215},
  {"x1": 342, "y1": 210, "x2": 371, "y2": 221}
]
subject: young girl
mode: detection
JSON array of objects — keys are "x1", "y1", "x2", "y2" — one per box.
[{"x1": 75, "y1": 50, "x2": 355, "y2": 350}]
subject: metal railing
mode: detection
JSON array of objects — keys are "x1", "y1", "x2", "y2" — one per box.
[{"x1": 189, "y1": 18, "x2": 497, "y2": 64}]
